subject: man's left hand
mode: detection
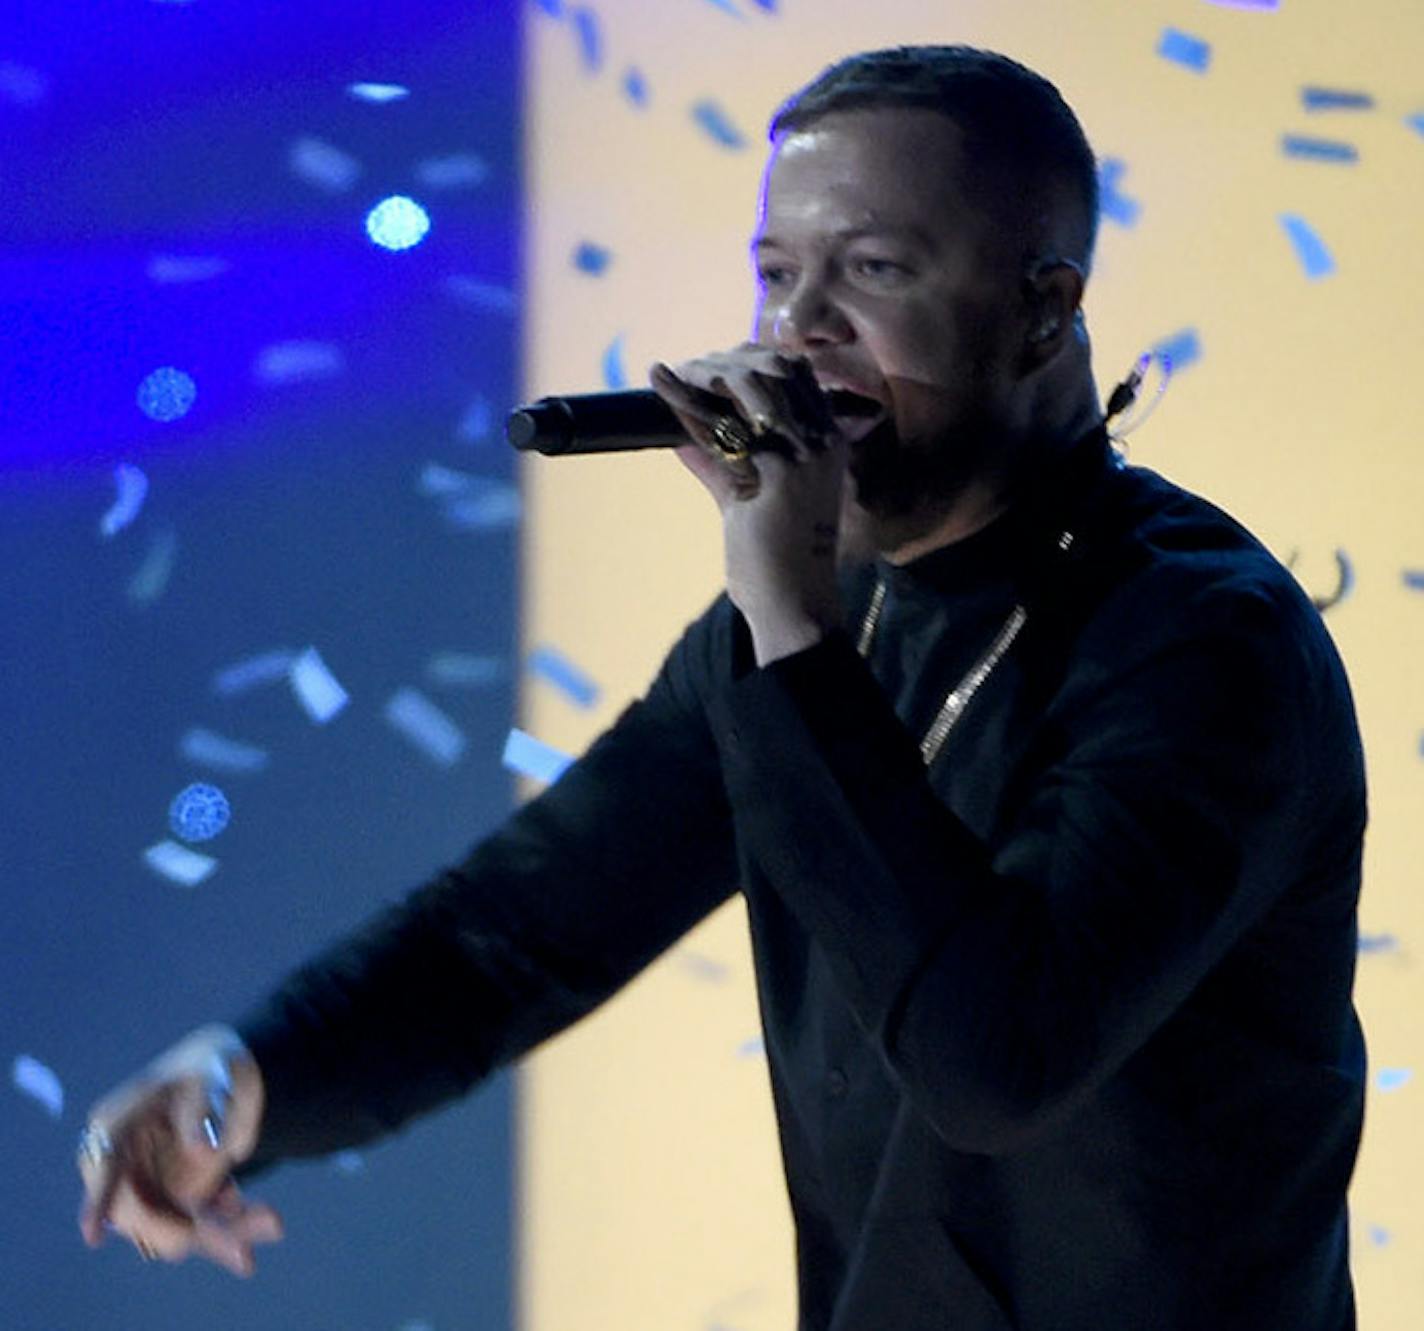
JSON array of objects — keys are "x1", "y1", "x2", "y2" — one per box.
[{"x1": 650, "y1": 345, "x2": 847, "y2": 666}]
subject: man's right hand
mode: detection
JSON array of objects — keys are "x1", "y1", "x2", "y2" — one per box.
[{"x1": 76, "y1": 1024, "x2": 283, "y2": 1277}]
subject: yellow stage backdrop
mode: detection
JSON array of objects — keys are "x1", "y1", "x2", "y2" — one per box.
[{"x1": 516, "y1": 2, "x2": 1424, "y2": 1326}]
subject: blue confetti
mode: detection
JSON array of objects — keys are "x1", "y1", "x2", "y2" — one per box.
[
  {"x1": 701, "y1": 0, "x2": 744, "y2": 16},
  {"x1": 602, "y1": 333, "x2": 627, "y2": 389},
  {"x1": 212, "y1": 649, "x2": 298, "y2": 697},
  {"x1": 502, "y1": 728, "x2": 574, "y2": 784},
  {"x1": 1153, "y1": 327, "x2": 1202, "y2": 373},
  {"x1": 1279, "y1": 214, "x2": 1336, "y2": 279},
  {"x1": 1157, "y1": 28, "x2": 1211, "y2": 74},
  {"x1": 384, "y1": 688, "x2": 467, "y2": 767},
  {"x1": 99, "y1": 463, "x2": 149, "y2": 538},
  {"x1": 347, "y1": 82, "x2": 409, "y2": 103},
  {"x1": 1203, "y1": 0, "x2": 1277, "y2": 7},
  {"x1": 623, "y1": 67, "x2": 648, "y2": 107},
  {"x1": 570, "y1": 6, "x2": 601, "y2": 72},
  {"x1": 144, "y1": 839, "x2": 218, "y2": 887},
  {"x1": 12, "y1": 1055, "x2": 63, "y2": 1118},
  {"x1": 168, "y1": 782, "x2": 231, "y2": 843},
  {"x1": 137, "y1": 367, "x2": 196, "y2": 422},
  {"x1": 426, "y1": 652, "x2": 506, "y2": 688},
  {"x1": 415, "y1": 153, "x2": 490, "y2": 190},
  {"x1": 1369, "y1": 1225, "x2": 1391, "y2": 1248},
  {"x1": 146, "y1": 254, "x2": 230, "y2": 284},
  {"x1": 528, "y1": 646, "x2": 600, "y2": 708},
  {"x1": 289, "y1": 647, "x2": 350, "y2": 724},
  {"x1": 332, "y1": 1150, "x2": 366, "y2": 1174},
  {"x1": 126, "y1": 527, "x2": 177, "y2": 605},
  {"x1": 255, "y1": 340, "x2": 345, "y2": 386},
  {"x1": 1358, "y1": 932, "x2": 1400, "y2": 954},
  {"x1": 365, "y1": 195, "x2": 431, "y2": 251},
  {"x1": 1403, "y1": 570, "x2": 1424, "y2": 590},
  {"x1": 180, "y1": 728, "x2": 270, "y2": 774},
  {"x1": 289, "y1": 136, "x2": 362, "y2": 192},
  {"x1": 1097, "y1": 157, "x2": 1141, "y2": 228},
  {"x1": 678, "y1": 951, "x2": 731, "y2": 982},
  {"x1": 691, "y1": 99, "x2": 747, "y2": 149},
  {"x1": 1408, "y1": 113, "x2": 1424, "y2": 139},
  {"x1": 749, "y1": 0, "x2": 777, "y2": 9},
  {"x1": 1376, "y1": 1068, "x2": 1413, "y2": 1092},
  {"x1": 736, "y1": 1036, "x2": 766, "y2": 1058},
  {"x1": 532, "y1": 0, "x2": 563, "y2": 13},
  {"x1": 1281, "y1": 135, "x2": 1359, "y2": 164},
  {"x1": 573, "y1": 241, "x2": 612, "y2": 275},
  {"x1": 1301, "y1": 88, "x2": 1375, "y2": 112}
]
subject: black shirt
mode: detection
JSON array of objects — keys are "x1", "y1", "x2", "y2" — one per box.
[{"x1": 237, "y1": 430, "x2": 1366, "y2": 1329}]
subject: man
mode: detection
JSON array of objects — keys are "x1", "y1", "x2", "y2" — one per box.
[{"x1": 78, "y1": 46, "x2": 1367, "y2": 1330}]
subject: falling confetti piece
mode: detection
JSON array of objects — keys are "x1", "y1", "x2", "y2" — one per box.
[
  {"x1": 415, "y1": 153, "x2": 490, "y2": 189},
  {"x1": 691, "y1": 99, "x2": 747, "y2": 149},
  {"x1": 602, "y1": 333, "x2": 627, "y2": 389},
  {"x1": 126, "y1": 528, "x2": 177, "y2": 605},
  {"x1": 179, "y1": 728, "x2": 270, "y2": 774},
  {"x1": 12, "y1": 1055, "x2": 63, "y2": 1118},
  {"x1": 1369, "y1": 1225, "x2": 1391, "y2": 1247},
  {"x1": 168, "y1": 782, "x2": 232, "y2": 843},
  {"x1": 383, "y1": 688, "x2": 467, "y2": 767},
  {"x1": 678, "y1": 951, "x2": 731, "y2": 982},
  {"x1": 0, "y1": 61, "x2": 47, "y2": 106},
  {"x1": 137, "y1": 367, "x2": 196, "y2": 422},
  {"x1": 332, "y1": 1150, "x2": 366, "y2": 1174},
  {"x1": 1097, "y1": 157, "x2": 1141, "y2": 228},
  {"x1": 502, "y1": 728, "x2": 573, "y2": 784},
  {"x1": 1279, "y1": 214, "x2": 1336, "y2": 279},
  {"x1": 1281, "y1": 135, "x2": 1359, "y2": 163},
  {"x1": 1376, "y1": 1068, "x2": 1413, "y2": 1092},
  {"x1": 254, "y1": 341, "x2": 345, "y2": 386},
  {"x1": 623, "y1": 67, "x2": 648, "y2": 106},
  {"x1": 289, "y1": 647, "x2": 350, "y2": 724},
  {"x1": 144, "y1": 839, "x2": 218, "y2": 888},
  {"x1": 1301, "y1": 88, "x2": 1375, "y2": 112},
  {"x1": 1152, "y1": 328, "x2": 1202, "y2": 374},
  {"x1": 417, "y1": 462, "x2": 483, "y2": 498},
  {"x1": 99, "y1": 464, "x2": 149, "y2": 539},
  {"x1": 736, "y1": 1037, "x2": 766, "y2": 1058},
  {"x1": 146, "y1": 254, "x2": 230, "y2": 284},
  {"x1": 442, "y1": 485, "x2": 522, "y2": 531},
  {"x1": 701, "y1": 0, "x2": 745, "y2": 17},
  {"x1": 1358, "y1": 933, "x2": 1400, "y2": 954},
  {"x1": 347, "y1": 81, "x2": 409, "y2": 103},
  {"x1": 289, "y1": 136, "x2": 362, "y2": 192},
  {"x1": 528, "y1": 646, "x2": 600, "y2": 708},
  {"x1": 570, "y1": 5, "x2": 602, "y2": 71},
  {"x1": 749, "y1": 0, "x2": 777, "y2": 9},
  {"x1": 398, "y1": 1321, "x2": 435, "y2": 1331},
  {"x1": 1203, "y1": 0, "x2": 1278, "y2": 7},
  {"x1": 426, "y1": 652, "x2": 506, "y2": 688},
  {"x1": 532, "y1": 0, "x2": 563, "y2": 15},
  {"x1": 1156, "y1": 28, "x2": 1211, "y2": 73},
  {"x1": 456, "y1": 394, "x2": 495, "y2": 445},
  {"x1": 446, "y1": 275, "x2": 519, "y2": 314},
  {"x1": 366, "y1": 195, "x2": 431, "y2": 251},
  {"x1": 573, "y1": 242, "x2": 612, "y2": 275},
  {"x1": 1407, "y1": 114, "x2": 1424, "y2": 139},
  {"x1": 212, "y1": 649, "x2": 298, "y2": 697},
  {"x1": 1403, "y1": 570, "x2": 1424, "y2": 590}
]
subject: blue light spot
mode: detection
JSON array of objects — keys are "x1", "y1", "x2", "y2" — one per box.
[
  {"x1": 1281, "y1": 135, "x2": 1359, "y2": 163},
  {"x1": 168, "y1": 782, "x2": 231, "y2": 843},
  {"x1": 623, "y1": 67, "x2": 648, "y2": 106},
  {"x1": 573, "y1": 242, "x2": 611, "y2": 275},
  {"x1": 570, "y1": 6, "x2": 602, "y2": 72},
  {"x1": 365, "y1": 195, "x2": 431, "y2": 251},
  {"x1": 136, "y1": 367, "x2": 197, "y2": 422},
  {"x1": 691, "y1": 99, "x2": 746, "y2": 149},
  {"x1": 1279, "y1": 214, "x2": 1336, "y2": 279},
  {"x1": 1157, "y1": 28, "x2": 1211, "y2": 74},
  {"x1": 1153, "y1": 328, "x2": 1202, "y2": 374},
  {"x1": 1301, "y1": 87, "x2": 1374, "y2": 112},
  {"x1": 602, "y1": 333, "x2": 627, "y2": 389},
  {"x1": 1097, "y1": 157, "x2": 1141, "y2": 228},
  {"x1": 1402, "y1": 570, "x2": 1424, "y2": 590}
]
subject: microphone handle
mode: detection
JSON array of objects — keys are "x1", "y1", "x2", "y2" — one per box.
[{"x1": 506, "y1": 390, "x2": 685, "y2": 456}]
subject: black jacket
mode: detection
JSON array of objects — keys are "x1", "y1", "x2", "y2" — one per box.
[{"x1": 237, "y1": 431, "x2": 1366, "y2": 1329}]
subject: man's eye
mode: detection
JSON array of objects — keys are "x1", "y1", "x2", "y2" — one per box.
[
  {"x1": 757, "y1": 266, "x2": 792, "y2": 287},
  {"x1": 854, "y1": 257, "x2": 908, "y2": 280}
]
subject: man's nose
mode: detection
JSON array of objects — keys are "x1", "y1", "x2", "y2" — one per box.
[{"x1": 770, "y1": 282, "x2": 853, "y2": 350}]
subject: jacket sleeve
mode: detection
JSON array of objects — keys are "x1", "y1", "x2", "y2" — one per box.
[
  {"x1": 709, "y1": 572, "x2": 1362, "y2": 1156},
  {"x1": 233, "y1": 608, "x2": 738, "y2": 1174}
]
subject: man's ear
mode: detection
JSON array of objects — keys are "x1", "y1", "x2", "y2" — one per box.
[{"x1": 1021, "y1": 258, "x2": 1085, "y2": 370}]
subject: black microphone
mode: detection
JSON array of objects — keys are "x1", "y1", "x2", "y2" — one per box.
[{"x1": 505, "y1": 388, "x2": 882, "y2": 457}]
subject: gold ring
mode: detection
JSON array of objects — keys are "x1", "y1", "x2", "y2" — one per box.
[{"x1": 709, "y1": 414, "x2": 753, "y2": 463}]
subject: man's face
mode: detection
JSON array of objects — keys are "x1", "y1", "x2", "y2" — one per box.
[{"x1": 751, "y1": 107, "x2": 1032, "y2": 549}]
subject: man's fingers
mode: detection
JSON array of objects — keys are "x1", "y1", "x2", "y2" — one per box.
[{"x1": 79, "y1": 1158, "x2": 122, "y2": 1247}]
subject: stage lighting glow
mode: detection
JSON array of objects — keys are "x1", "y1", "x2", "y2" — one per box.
[
  {"x1": 365, "y1": 195, "x2": 431, "y2": 251},
  {"x1": 136, "y1": 366, "x2": 196, "y2": 421}
]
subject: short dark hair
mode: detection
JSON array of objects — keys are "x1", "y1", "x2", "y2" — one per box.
[{"x1": 770, "y1": 46, "x2": 1100, "y2": 270}]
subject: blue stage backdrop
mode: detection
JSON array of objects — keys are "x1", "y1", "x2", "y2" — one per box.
[{"x1": 1, "y1": 5, "x2": 522, "y2": 1329}]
